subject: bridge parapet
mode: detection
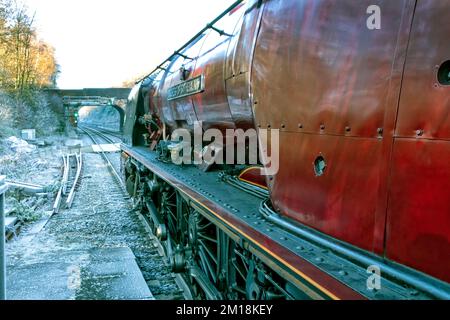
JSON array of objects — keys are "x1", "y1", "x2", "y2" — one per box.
[
  {"x1": 63, "y1": 96, "x2": 115, "y2": 107},
  {"x1": 46, "y1": 88, "x2": 132, "y2": 100}
]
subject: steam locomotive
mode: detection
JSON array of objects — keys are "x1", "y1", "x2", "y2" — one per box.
[{"x1": 121, "y1": 0, "x2": 450, "y2": 299}]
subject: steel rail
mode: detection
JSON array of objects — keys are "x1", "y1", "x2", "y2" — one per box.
[
  {"x1": 66, "y1": 153, "x2": 83, "y2": 209},
  {"x1": 80, "y1": 125, "x2": 120, "y2": 144},
  {"x1": 61, "y1": 155, "x2": 69, "y2": 195},
  {"x1": 84, "y1": 128, "x2": 192, "y2": 299},
  {"x1": 78, "y1": 127, "x2": 126, "y2": 193},
  {"x1": 52, "y1": 188, "x2": 63, "y2": 214},
  {"x1": 88, "y1": 125, "x2": 123, "y2": 140},
  {"x1": 53, "y1": 152, "x2": 83, "y2": 214},
  {"x1": 135, "y1": 0, "x2": 245, "y2": 84},
  {"x1": 81, "y1": 126, "x2": 190, "y2": 299},
  {"x1": 52, "y1": 155, "x2": 68, "y2": 214}
]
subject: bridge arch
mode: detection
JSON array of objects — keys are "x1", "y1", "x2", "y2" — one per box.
[
  {"x1": 77, "y1": 104, "x2": 125, "y2": 131},
  {"x1": 65, "y1": 98, "x2": 126, "y2": 130},
  {"x1": 43, "y1": 88, "x2": 131, "y2": 131}
]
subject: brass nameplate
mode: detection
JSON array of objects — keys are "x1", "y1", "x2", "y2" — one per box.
[{"x1": 167, "y1": 75, "x2": 204, "y2": 101}]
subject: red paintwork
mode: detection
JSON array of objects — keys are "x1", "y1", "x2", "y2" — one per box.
[
  {"x1": 386, "y1": 0, "x2": 450, "y2": 282},
  {"x1": 387, "y1": 139, "x2": 450, "y2": 282},
  {"x1": 190, "y1": 30, "x2": 236, "y2": 131},
  {"x1": 158, "y1": 58, "x2": 199, "y2": 130},
  {"x1": 155, "y1": 4, "x2": 249, "y2": 132},
  {"x1": 225, "y1": 0, "x2": 264, "y2": 131},
  {"x1": 395, "y1": 0, "x2": 450, "y2": 141},
  {"x1": 270, "y1": 133, "x2": 383, "y2": 252},
  {"x1": 238, "y1": 166, "x2": 268, "y2": 189},
  {"x1": 251, "y1": 0, "x2": 411, "y2": 254}
]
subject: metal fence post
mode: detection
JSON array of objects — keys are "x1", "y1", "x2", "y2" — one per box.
[{"x1": 0, "y1": 175, "x2": 8, "y2": 300}]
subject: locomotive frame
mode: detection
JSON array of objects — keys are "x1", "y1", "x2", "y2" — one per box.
[{"x1": 121, "y1": 145, "x2": 449, "y2": 300}]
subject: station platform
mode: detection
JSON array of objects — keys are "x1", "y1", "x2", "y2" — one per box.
[{"x1": 6, "y1": 247, "x2": 154, "y2": 300}]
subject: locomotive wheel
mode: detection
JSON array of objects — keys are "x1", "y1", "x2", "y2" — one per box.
[
  {"x1": 125, "y1": 174, "x2": 135, "y2": 197},
  {"x1": 159, "y1": 187, "x2": 193, "y2": 272},
  {"x1": 186, "y1": 212, "x2": 223, "y2": 299},
  {"x1": 129, "y1": 170, "x2": 146, "y2": 210},
  {"x1": 157, "y1": 189, "x2": 176, "y2": 258},
  {"x1": 229, "y1": 243, "x2": 288, "y2": 300},
  {"x1": 228, "y1": 242, "x2": 250, "y2": 299},
  {"x1": 189, "y1": 212, "x2": 220, "y2": 283},
  {"x1": 138, "y1": 177, "x2": 291, "y2": 300},
  {"x1": 246, "y1": 259, "x2": 266, "y2": 300},
  {"x1": 160, "y1": 189, "x2": 177, "y2": 238}
]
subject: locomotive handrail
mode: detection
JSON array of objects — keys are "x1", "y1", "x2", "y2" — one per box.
[
  {"x1": 136, "y1": 0, "x2": 245, "y2": 84},
  {"x1": 259, "y1": 199, "x2": 450, "y2": 300}
]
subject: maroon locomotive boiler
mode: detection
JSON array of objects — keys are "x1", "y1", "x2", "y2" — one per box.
[{"x1": 121, "y1": 0, "x2": 450, "y2": 300}]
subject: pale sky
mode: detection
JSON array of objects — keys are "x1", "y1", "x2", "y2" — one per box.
[{"x1": 23, "y1": 0, "x2": 235, "y2": 89}]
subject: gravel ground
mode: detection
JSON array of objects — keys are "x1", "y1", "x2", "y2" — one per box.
[
  {"x1": 5, "y1": 139, "x2": 184, "y2": 300},
  {"x1": 0, "y1": 135, "x2": 67, "y2": 223}
]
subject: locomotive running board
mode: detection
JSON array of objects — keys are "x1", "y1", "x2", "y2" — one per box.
[{"x1": 122, "y1": 145, "x2": 450, "y2": 300}]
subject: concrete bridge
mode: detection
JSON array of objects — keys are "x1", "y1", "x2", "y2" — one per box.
[{"x1": 44, "y1": 88, "x2": 132, "y2": 130}]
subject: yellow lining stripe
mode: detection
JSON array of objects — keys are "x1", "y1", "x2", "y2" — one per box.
[
  {"x1": 177, "y1": 187, "x2": 341, "y2": 300},
  {"x1": 126, "y1": 150, "x2": 343, "y2": 300},
  {"x1": 239, "y1": 166, "x2": 261, "y2": 177},
  {"x1": 238, "y1": 166, "x2": 269, "y2": 190}
]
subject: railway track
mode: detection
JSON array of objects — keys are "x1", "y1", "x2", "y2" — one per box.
[
  {"x1": 78, "y1": 125, "x2": 187, "y2": 300},
  {"x1": 53, "y1": 152, "x2": 83, "y2": 214},
  {"x1": 80, "y1": 125, "x2": 122, "y2": 144},
  {"x1": 78, "y1": 126, "x2": 125, "y2": 193},
  {"x1": 87, "y1": 125, "x2": 123, "y2": 140}
]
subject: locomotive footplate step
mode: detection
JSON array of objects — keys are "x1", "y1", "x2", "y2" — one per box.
[
  {"x1": 6, "y1": 247, "x2": 154, "y2": 300},
  {"x1": 123, "y1": 145, "x2": 450, "y2": 300}
]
